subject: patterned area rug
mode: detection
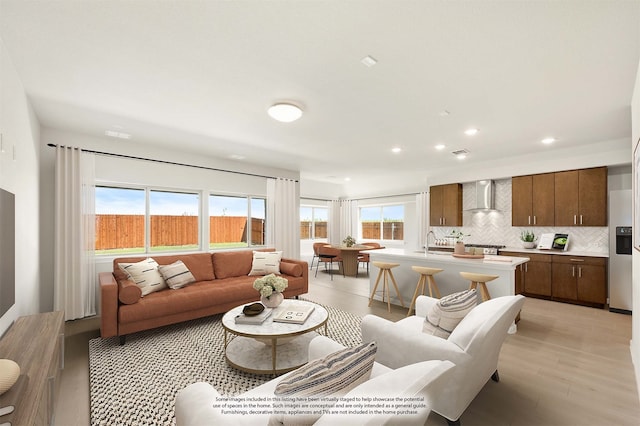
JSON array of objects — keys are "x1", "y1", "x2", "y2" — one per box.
[{"x1": 89, "y1": 299, "x2": 363, "y2": 426}]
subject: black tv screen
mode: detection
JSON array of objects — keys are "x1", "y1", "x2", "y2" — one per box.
[{"x1": 0, "y1": 187, "x2": 15, "y2": 318}]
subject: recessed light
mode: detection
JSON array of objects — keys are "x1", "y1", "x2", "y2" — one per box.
[
  {"x1": 541, "y1": 137, "x2": 556, "y2": 145},
  {"x1": 361, "y1": 55, "x2": 378, "y2": 67},
  {"x1": 391, "y1": 147, "x2": 402, "y2": 153},
  {"x1": 464, "y1": 128, "x2": 479, "y2": 136},
  {"x1": 229, "y1": 154, "x2": 245, "y2": 160},
  {"x1": 344, "y1": 177, "x2": 351, "y2": 182},
  {"x1": 456, "y1": 154, "x2": 467, "y2": 160},
  {"x1": 105, "y1": 130, "x2": 131, "y2": 139},
  {"x1": 435, "y1": 144, "x2": 446, "y2": 150},
  {"x1": 267, "y1": 103, "x2": 303, "y2": 122}
]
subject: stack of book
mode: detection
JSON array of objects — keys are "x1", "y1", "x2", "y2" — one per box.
[
  {"x1": 234, "y1": 307, "x2": 273, "y2": 325},
  {"x1": 273, "y1": 304, "x2": 315, "y2": 324}
]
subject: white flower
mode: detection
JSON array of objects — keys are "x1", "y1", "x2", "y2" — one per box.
[{"x1": 253, "y1": 273, "x2": 288, "y2": 299}]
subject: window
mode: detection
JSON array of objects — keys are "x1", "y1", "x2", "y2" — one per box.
[
  {"x1": 95, "y1": 187, "x2": 146, "y2": 255},
  {"x1": 149, "y1": 190, "x2": 199, "y2": 252},
  {"x1": 360, "y1": 205, "x2": 404, "y2": 241},
  {"x1": 300, "y1": 206, "x2": 328, "y2": 240},
  {"x1": 209, "y1": 195, "x2": 266, "y2": 249}
]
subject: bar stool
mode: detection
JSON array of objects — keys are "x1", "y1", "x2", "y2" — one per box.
[
  {"x1": 460, "y1": 272, "x2": 499, "y2": 302},
  {"x1": 407, "y1": 266, "x2": 443, "y2": 316},
  {"x1": 368, "y1": 262, "x2": 405, "y2": 312}
]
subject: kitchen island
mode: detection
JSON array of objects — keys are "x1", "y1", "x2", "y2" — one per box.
[{"x1": 368, "y1": 248, "x2": 529, "y2": 308}]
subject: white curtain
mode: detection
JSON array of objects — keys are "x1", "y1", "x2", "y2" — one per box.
[
  {"x1": 328, "y1": 199, "x2": 358, "y2": 244},
  {"x1": 416, "y1": 192, "x2": 429, "y2": 248},
  {"x1": 266, "y1": 178, "x2": 299, "y2": 258},
  {"x1": 54, "y1": 146, "x2": 96, "y2": 320},
  {"x1": 328, "y1": 200, "x2": 342, "y2": 244}
]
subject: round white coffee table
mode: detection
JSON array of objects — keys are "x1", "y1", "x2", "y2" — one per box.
[{"x1": 222, "y1": 299, "x2": 329, "y2": 375}]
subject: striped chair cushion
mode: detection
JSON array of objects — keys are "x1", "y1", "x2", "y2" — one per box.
[
  {"x1": 274, "y1": 342, "x2": 377, "y2": 397},
  {"x1": 158, "y1": 260, "x2": 196, "y2": 289},
  {"x1": 423, "y1": 289, "x2": 477, "y2": 338}
]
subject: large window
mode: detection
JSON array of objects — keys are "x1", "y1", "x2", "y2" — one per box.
[
  {"x1": 360, "y1": 205, "x2": 404, "y2": 241},
  {"x1": 300, "y1": 206, "x2": 328, "y2": 240},
  {"x1": 95, "y1": 187, "x2": 146, "y2": 254},
  {"x1": 209, "y1": 195, "x2": 266, "y2": 249},
  {"x1": 149, "y1": 190, "x2": 199, "y2": 252}
]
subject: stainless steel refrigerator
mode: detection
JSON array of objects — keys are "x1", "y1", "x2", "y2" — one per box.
[{"x1": 609, "y1": 189, "x2": 632, "y2": 313}]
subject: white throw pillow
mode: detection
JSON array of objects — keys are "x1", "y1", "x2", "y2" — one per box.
[
  {"x1": 248, "y1": 251, "x2": 283, "y2": 276},
  {"x1": 118, "y1": 258, "x2": 167, "y2": 296},
  {"x1": 158, "y1": 260, "x2": 196, "y2": 289},
  {"x1": 422, "y1": 289, "x2": 477, "y2": 338}
]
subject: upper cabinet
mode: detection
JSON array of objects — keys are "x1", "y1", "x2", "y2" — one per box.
[
  {"x1": 512, "y1": 173, "x2": 555, "y2": 226},
  {"x1": 512, "y1": 167, "x2": 607, "y2": 227},
  {"x1": 554, "y1": 167, "x2": 607, "y2": 226},
  {"x1": 430, "y1": 183, "x2": 462, "y2": 226}
]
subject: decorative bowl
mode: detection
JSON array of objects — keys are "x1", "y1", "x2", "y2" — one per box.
[
  {"x1": 242, "y1": 303, "x2": 265, "y2": 316},
  {"x1": 0, "y1": 359, "x2": 20, "y2": 395}
]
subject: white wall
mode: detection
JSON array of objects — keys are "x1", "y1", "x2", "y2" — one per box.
[
  {"x1": 631, "y1": 55, "x2": 640, "y2": 398},
  {"x1": 0, "y1": 38, "x2": 42, "y2": 336}
]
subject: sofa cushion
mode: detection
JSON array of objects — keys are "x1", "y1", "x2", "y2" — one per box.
[
  {"x1": 422, "y1": 289, "x2": 477, "y2": 338},
  {"x1": 158, "y1": 260, "x2": 196, "y2": 289},
  {"x1": 280, "y1": 261, "x2": 302, "y2": 278},
  {"x1": 113, "y1": 253, "x2": 214, "y2": 282},
  {"x1": 118, "y1": 258, "x2": 167, "y2": 296},
  {"x1": 274, "y1": 341, "x2": 376, "y2": 397},
  {"x1": 118, "y1": 279, "x2": 142, "y2": 305},
  {"x1": 248, "y1": 251, "x2": 282, "y2": 276}
]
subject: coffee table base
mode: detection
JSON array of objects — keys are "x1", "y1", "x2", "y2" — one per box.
[{"x1": 225, "y1": 332, "x2": 319, "y2": 375}]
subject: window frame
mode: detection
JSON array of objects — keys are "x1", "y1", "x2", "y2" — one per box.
[{"x1": 358, "y1": 203, "x2": 405, "y2": 242}]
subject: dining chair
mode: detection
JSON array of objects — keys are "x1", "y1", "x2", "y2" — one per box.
[
  {"x1": 309, "y1": 242, "x2": 326, "y2": 270},
  {"x1": 357, "y1": 242, "x2": 381, "y2": 276},
  {"x1": 314, "y1": 245, "x2": 344, "y2": 280}
]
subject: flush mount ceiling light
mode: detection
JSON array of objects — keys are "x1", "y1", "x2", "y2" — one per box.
[
  {"x1": 541, "y1": 137, "x2": 556, "y2": 145},
  {"x1": 267, "y1": 103, "x2": 303, "y2": 123},
  {"x1": 464, "y1": 128, "x2": 479, "y2": 136},
  {"x1": 361, "y1": 55, "x2": 378, "y2": 67}
]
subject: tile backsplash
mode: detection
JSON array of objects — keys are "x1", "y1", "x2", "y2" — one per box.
[{"x1": 430, "y1": 178, "x2": 608, "y2": 253}]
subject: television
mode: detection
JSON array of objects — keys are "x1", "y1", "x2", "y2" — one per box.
[{"x1": 0, "y1": 187, "x2": 15, "y2": 318}]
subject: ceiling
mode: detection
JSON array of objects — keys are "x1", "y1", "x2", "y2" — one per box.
[{"x1": 1, "y1": 1, "x2": 639, "y2": 198}]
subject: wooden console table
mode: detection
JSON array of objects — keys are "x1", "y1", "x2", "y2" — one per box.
[{"x1": 0, "y1": 311, "x2": 64, "y2": 426}]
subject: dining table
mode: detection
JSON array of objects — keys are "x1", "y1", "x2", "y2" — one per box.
[{"x1": 325, "y1": 244, "x2": 383, "y2": 277}]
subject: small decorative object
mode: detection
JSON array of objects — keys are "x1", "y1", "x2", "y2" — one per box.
[
  {"x1": 520, "y1": 230, "x2": 537, "y2": 249},
  {"x1": 454, "y1": 241, "x2": 466, "y2": 255},
  {"x1": 253, "y1": 273, "x2": 288, "y2": 308},
  {"x1": 342, "y1": 235, "x2": 356, "y2": 247},
  {"x1": 242, "y1": 302, "x2": 265, "y2": 317},
  {"x1": 0, "y1": 359, "x2": 20, "y2": 395}
]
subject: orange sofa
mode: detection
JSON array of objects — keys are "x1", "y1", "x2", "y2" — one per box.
[{"x1": 99, "y1": 249, "x2": 308, "y2": 344}]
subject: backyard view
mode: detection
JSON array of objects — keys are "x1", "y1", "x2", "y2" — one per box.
[{"x1": 95, "y1": 187, "x2": 265, "y2": 254}]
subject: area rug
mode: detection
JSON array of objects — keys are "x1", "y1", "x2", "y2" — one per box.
[{"x1": 89, "y1": 300, "x2": 363, "y2": 426}]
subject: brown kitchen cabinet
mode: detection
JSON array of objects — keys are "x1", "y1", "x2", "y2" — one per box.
[
  {"x1": 429, "y1": 183, "x2": 462, "y2": 226},
  {"x1": 551, "y1": 255, "x2": 607, "y2": 307},
  {"x1": 554, "y1": 167, "x2": 607, "y2": 226},
  {"x1": 511, "y1": 173, "x2": 555, "y2": 226},
  {"x1": 502, "y1": 251, "x2": 552, "y2": 297}
]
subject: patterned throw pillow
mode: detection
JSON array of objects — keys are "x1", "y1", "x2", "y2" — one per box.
[
  {"x1": 274, "y1": 341, "x2": 377, "y2": 398},
  {"x1": 248, "y1": 251, "x2": 282, "y2": 276},
  {"x1": 422, "y1": 289, "x2": 477, "y2": 338},
  {"x1": 158, "y1": 260, "x2": 196, "y2": 289},
  {"x1": 118, "y1": 258, "x2": 167, "y2": 296}
]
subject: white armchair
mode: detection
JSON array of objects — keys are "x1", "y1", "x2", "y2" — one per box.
[
  {"x1": 175, "y1": 335, "x2": 455, "y2": 426},
  {"x1": 361, "y1": 294, "x2": 525, "y2": 426}
]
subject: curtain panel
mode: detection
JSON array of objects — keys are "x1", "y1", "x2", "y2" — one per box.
[
  {"x1": 54, "y1": 146, "x2": 96, "y2": 320},
  {"x1": 416, "y1": 192, "x2": 429, "y2": 249},
  {"x1": 266, "y1": 178, "x2": 299, "y2": 259}
]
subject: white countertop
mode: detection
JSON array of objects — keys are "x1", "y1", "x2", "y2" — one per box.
[
  {"x1": 500, "y1": 246, "x2": 609, "y2": 258},
  {"x1": 368, "y1": 248, "x2": 529, "y2": 270}
]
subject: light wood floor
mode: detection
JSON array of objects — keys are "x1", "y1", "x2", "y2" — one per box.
[{"x1": 54, "y1": 269, "x2": 640, "y2": 426}]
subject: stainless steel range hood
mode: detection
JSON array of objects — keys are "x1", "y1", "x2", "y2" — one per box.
[{"x1": 469, "y1": 180, "x2": 497, "y2": 211}]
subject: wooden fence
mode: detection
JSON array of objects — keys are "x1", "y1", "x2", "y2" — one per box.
[
  {"x1": 95, "y1": 215, "x2": 264, "y2": 250},
  {"x1": 300, "y1": 221, "x2": 327, "y2": 239},
  {"x1": 299, "y1": 221, "x2": 404, "y2": 240}
]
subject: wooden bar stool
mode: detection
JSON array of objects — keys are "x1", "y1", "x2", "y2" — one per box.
[
  {"x1": 460, "y1": 272, "x2": 499, "y2": 302},
  {"x1": 407, "y1": 266, "x2": 443, "y2": 316},
  {"x1": 368, "y1": 262, "x2": 405, "y2": 312}
]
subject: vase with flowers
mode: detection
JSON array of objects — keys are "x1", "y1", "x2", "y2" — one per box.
[
  {"x1": 253, "y1": 273, "x2": 288, "y2": 308},
  {"x1": 342, "y1": 235, "x2": 356, "y2": 247}
]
